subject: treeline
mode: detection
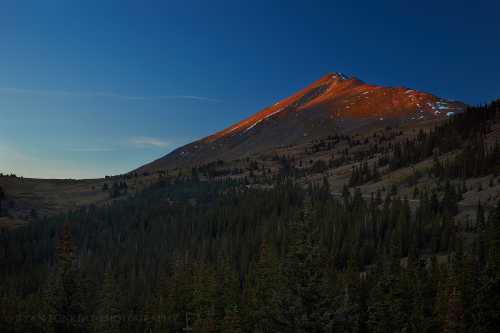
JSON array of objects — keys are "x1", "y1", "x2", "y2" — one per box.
[
  {"x1": 1, "y1": 175, "x2": 498, "y2": 332},
  {"x1": 385, "y1": 101, "x2": 499, "y2": 176},
  {"x1": 102, "y1": 181, "x2": 129, "y2": 198},
  {"x1": 285, "y1": 101, "x2": 499, "y2": 188},
  {"x1": 432, "y1": 136, "x2": 500, "y2": 179}
]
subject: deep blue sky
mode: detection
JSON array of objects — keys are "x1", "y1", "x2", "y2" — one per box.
[{"x1": 1, "y1": 0, "x2": 499, "y2": 178}]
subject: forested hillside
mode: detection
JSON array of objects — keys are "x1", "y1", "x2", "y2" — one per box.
[{"x1": 0, "y1": 102, "x2": 499, "y2": 332}]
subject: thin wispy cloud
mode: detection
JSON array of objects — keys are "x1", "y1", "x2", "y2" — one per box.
[
  {"x1": 128, "y1": 136, "x2": 172, "y2": 148},
  {"x1": 65, "y1": 147, "x2": 115, "y2": 152},
  {"x1": 156, "y1": 95, "x2": 220, "y2": 102},
  {"x1": 0, "y1": 87, "x2": 221, "y2": 102}
]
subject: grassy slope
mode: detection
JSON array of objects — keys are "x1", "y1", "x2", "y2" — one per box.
[{"x1": 2, "y1": 119, "x2": 499, "y2": 229}]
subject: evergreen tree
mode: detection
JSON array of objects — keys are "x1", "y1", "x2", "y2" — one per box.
[
  {"x1": 191, "y1": 262, "x2": 217, "y2": 332},
  {"x1": 242, "y1": 241, "x2": 282, "y2": 332},
  {"x1": 214, "y1": 257, "x2": 240, "y2": 328},
  {"x1": 443, "y1": 278, "x2": 465, "y2": 333},
  {"x1": 44, "y1": 223, "x2": 87, "y2": 333},
  {"x1": 156, "y1": 255, "x2": 194, "y2": 332},
  {"x1": 332, "y1": 257, "x2": 361, "y2": 333},
  {"x1": 93, "y1": 269, "x2": 121, "y2": 333},
  {"x1": 473, "y1": 201, "x2": 500, "y2": 332},
  {"x1": 280, "y1": 198, "x2": 332, "y2": 332}
]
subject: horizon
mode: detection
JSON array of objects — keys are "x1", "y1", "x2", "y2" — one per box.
[{"x1": 1, "y1": 0, "x2": 499, "y2": 179}]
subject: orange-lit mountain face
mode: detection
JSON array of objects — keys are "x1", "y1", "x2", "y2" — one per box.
[
  {"x1": 207, "y1": 73, "x2": 463, "y2": 141},
  {"x1": 138, "y1": 73, "x2": 465, "y2": 171}
]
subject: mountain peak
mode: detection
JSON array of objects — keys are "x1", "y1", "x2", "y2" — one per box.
[
  {"x1": 137, "y1": 74, "x2": 466, "y2": 172},
  {"x1": 326, "y1": 72, "x2": 350, "y2": 81},
  {"x1": 314, "y1": 72, "x2": 353, "y2": 86}
]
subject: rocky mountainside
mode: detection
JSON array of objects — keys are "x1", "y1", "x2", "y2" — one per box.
[{"x1": 137, "y1": 73, "x2": 465, "y2": 172}]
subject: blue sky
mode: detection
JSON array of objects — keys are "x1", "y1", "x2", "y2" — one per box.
[{"x1": 1, "y1": 0, "x2": 499, "y2": 178}]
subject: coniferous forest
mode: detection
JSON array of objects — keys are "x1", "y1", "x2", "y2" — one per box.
[{"x1": 1, "y1": 103, "x2": 500, "y2": 332}]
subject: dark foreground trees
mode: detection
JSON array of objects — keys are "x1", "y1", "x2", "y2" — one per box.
[{"x1": 1, "y1": 183, "x2": 498, "y2": 332}]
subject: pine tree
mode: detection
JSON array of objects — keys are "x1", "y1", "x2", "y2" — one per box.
[
  {"x1": 93, "y1": 269, "x2": 121, "y2": 333},
  {"x1": 244, "y1": 241, "x2": 282, "y2": 332},
  {"x1": 44, "y1": 223, "x2": 87, "y2": 333},
  {"x1": 367, "y1": 273, "x2": 393, "y2": 333},
  {"x1": 473, "y1": 201, "x2": 500, "y2": 332},
  {"x1": 486, "y1": 201, "x2": 500, "y2": 275},
  {"x1": 280, "y1": 198, "x2": 332, "y2": 332},
  {"x1": 437, "y1": 238, "x2": 466, "y2": 333},
  {"x1": 443, "y1": 279, "x2": 465, "y2": 333},
  {"x1": 157, "y1": 254, "x2": 194, "y2": 332},
  {"x1": 332, "y1": 257, "x2": 360, "y2": 332},
  {"x1": 214, "y1": 257, "x2": 240, "y2": 328},
  {"x1": 368, "y1": 240, "x2": 409, "y2": 333},
  {"x1": 319, "y1": 176, "x2": 330, "y2": 202},
  {"x1": 191, "y1": 262, "x2": 217, "y2": 332},
  {"x1": 407, "y1": 261, "x2": 432, "y2": 333}
]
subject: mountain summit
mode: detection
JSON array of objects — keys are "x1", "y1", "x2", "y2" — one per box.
[{"x1": 138, "y1": 73, "x2": 465, "y2": 172}]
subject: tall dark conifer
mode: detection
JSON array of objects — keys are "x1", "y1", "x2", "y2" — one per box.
[
  {"x1": 280, "y1": 198, "x2": 332, "y2": 332},
  {"x1": 473, "y1": 201, "x2": 500, "y2": 332},
  {"x1": 242, "y1": 241, "x2": 282, "y2": 332},
  {"x1": 93, "y1": 269, "x2": 121, "y2": 333},
  {"x1": 44, "y1": 223, "x2": 87, "y2": 333}
]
